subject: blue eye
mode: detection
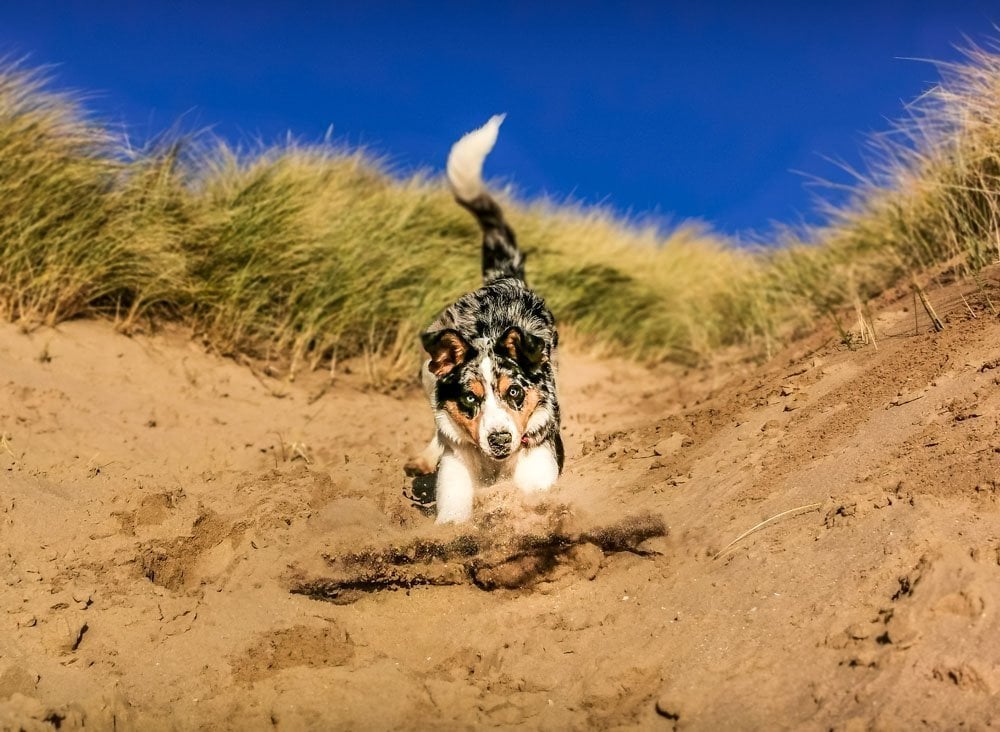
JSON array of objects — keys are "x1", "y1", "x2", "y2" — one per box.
[
  {"x1": 507, "y1": 384, "x2": 524, "y2": 402},
  {"x1": 460, "y1": 392, "x2": 478, "y2": 407}
]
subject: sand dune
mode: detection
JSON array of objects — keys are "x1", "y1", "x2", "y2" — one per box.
[{"x1": 2, "y1": 275, "x2": 1000, "y2": 729}]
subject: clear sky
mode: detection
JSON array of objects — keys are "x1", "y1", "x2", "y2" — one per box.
[{"x1": 0, "y1": 1, "x2": 997, "y2": 236}]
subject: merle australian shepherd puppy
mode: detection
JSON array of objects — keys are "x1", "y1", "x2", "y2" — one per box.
[{"x1": 407, "y1": 116, "x2": 563, "y2": 524}]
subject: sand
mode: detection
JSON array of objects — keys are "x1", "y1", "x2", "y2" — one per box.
[{"x1": 2, "y1": 278, "x2": 1000, "y2": 730}]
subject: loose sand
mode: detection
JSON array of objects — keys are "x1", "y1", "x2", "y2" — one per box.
[{"x1": 2, "y1": 278, "x2": 1000, "y2": 730}]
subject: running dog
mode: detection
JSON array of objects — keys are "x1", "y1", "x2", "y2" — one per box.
[{"x1": 408, "y1": 115, "x2": 563, "y2": 523}]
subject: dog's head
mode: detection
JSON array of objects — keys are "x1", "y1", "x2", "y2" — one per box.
[{"x1": 422, "y1": 326, "x2": 550, "y2": 460}]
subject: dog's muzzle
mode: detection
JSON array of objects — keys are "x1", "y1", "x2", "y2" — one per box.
[{"x1": 487, "y1": 430, "x2": 513, "y2": 459}]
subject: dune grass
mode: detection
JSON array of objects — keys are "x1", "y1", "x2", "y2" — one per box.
[
  {"x1": 2, "y1": 46, "x2": 1000, "y2": 384},
  {"x1": 0, "y1": 61, "x2": 772, "y2": 381},
  {"x1": 180, "y1": 147, "x2": 776, "y2": 379},
  {"x1": 765, "y1": 44, "x2": 1000, "y2": 333},
  {"x1": 0, "y1": 66, "x2": 190, "y2": 326}
]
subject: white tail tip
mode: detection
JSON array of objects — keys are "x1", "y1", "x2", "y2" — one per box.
[{"x1": 446, "y1": 114, "x2": 505, "y2": 201}]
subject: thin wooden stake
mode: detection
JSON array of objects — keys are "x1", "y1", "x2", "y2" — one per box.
[
  {"x1": 913, "y1": 283, "x2": 944, "y2": 332},
  {"x1": 961, "y1": 293, "x2": 977, "y2": 319}
]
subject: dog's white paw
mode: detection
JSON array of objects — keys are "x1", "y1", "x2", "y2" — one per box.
[
  {"x1": 435, "y1": 452, "x2": 475, "y2": 524},
  {"x1": 513, "y1": 445, "x2": 559, "y2": 494},
  {"x1": 405, "y1": 435, "x2": 444, "y2": 476}
]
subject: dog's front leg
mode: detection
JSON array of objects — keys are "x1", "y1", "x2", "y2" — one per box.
[
  {"x1": 513, "y1": 443, "x2": 559, "y2": 494},
  {"x1": 405, "y1": 433, "x2": 443, "y2": 476},
  {"x1": 405, "y1": 362, "x2": 445, "y2": 475},
  {"x1": 435, "y1": 450, "x2": 476, "y2": 523}
]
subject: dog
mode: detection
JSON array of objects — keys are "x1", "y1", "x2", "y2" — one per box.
[{"x1": 408, "y1": 115, "x2": 564, "y2": 524}]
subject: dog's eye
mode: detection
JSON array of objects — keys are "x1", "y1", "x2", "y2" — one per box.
[
  {"x1": 507, "y1": 384, "x2": 524, "y2": 403},
  {"x1": 460, "y1": 392, "x2": 479, "y2": 407}
]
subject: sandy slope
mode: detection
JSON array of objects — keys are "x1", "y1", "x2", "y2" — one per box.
[{"x1": 2, "y1": 279, "x2": 1000, "y2": 730}]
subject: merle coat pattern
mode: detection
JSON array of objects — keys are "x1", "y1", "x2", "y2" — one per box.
[{"x1": 411, "y1": 116, "x2": 564, "y2": 524}]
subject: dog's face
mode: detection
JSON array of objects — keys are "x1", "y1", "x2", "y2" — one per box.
[{"x1": 423, "y1": 327, "x2": 549, "y2": 460}]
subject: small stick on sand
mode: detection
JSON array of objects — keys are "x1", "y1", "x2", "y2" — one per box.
[
  {"x1": 913, "y1": 282, "x2": 944, "y2": 332},
  {"x1": 889, "y1": 394, "x2": 924, "y2": 408},
  {"x1": 961, "y1": 293, "x2": 977, "y2": 319},
  {"x1": 713, "y1": 502, "x2": 823, "y2": 560}
]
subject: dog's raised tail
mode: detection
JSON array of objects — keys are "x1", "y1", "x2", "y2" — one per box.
[
  {"x1": 446, "y1": 115, "x2": 525, "y2": 284},
  {"x1": 447, "y1": 114, "x2": 504, "y2": 201}
]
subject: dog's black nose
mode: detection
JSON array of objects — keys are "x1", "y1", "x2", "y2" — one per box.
[{"x1": 487, "y1": 431, "x2": 513, "y2": 456}]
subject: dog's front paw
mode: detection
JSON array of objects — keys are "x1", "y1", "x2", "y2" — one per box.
[
  {"x1": 435, "y1": 452, "x2": 475, "y2": 523},
  {"x1": 435, "y1": 504, "x2": 473, "y2": 524},
  {"x1": 404, "y1": 455, "x2": 437, "y2": 477},
  {"x1": 405, "y1": 436, "x2": 444, "y2": 476},
  {"x1": 513, "y1": 445, "x2": 559, "y2": 494}
]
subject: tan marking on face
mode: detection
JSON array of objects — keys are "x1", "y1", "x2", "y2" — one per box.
[
  {"x1": 497, "y1": 374, "x2": 514, "y2": 395},
  {"x1": 497, "y1": 374, "x2": 541, "y2": 435},
  {"x1": 443, "y1": 378, "x2": 485, "y2": 444}
]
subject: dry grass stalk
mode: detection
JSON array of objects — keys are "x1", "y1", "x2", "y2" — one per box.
[{"x1": 713, "y1": 502, "x2": 823, "y2": 560}]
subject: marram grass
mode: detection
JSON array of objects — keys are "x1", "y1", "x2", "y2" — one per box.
[
  {"x1": 3, "y1": 45, "x2": 1000, "y2": 384},
  {"x1": 182, "y1": 147, "x2": 773, "y2": 375},
  {"x1": 0, "y1": 66, "x2": 189, "y2": 325},
  {"x1": 766, "y1": 43, "x2": 1000, "y2": 331}
]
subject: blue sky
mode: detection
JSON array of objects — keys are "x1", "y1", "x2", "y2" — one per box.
[{"x1": 1, "y1": 2, "x2": 997, "y2": 236}]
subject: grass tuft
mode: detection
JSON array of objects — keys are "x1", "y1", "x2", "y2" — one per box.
[
  {"x1": 0, "y1": 64, "x2": 188, "y2": 327},
  {"x1": 4, "y1": 44, "x2": 1000, "y2": 383},
  {"x1": 769, "y1": 43, "x2": 1000, "y2": 331}
]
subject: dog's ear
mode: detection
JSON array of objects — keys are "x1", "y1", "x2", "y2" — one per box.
[
  {"x1": 422, "y1": 329, "x2": 471, "y2": 378},
  {"x1": 495, "y1": 326, "x2": 546, "y2": 373}
]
